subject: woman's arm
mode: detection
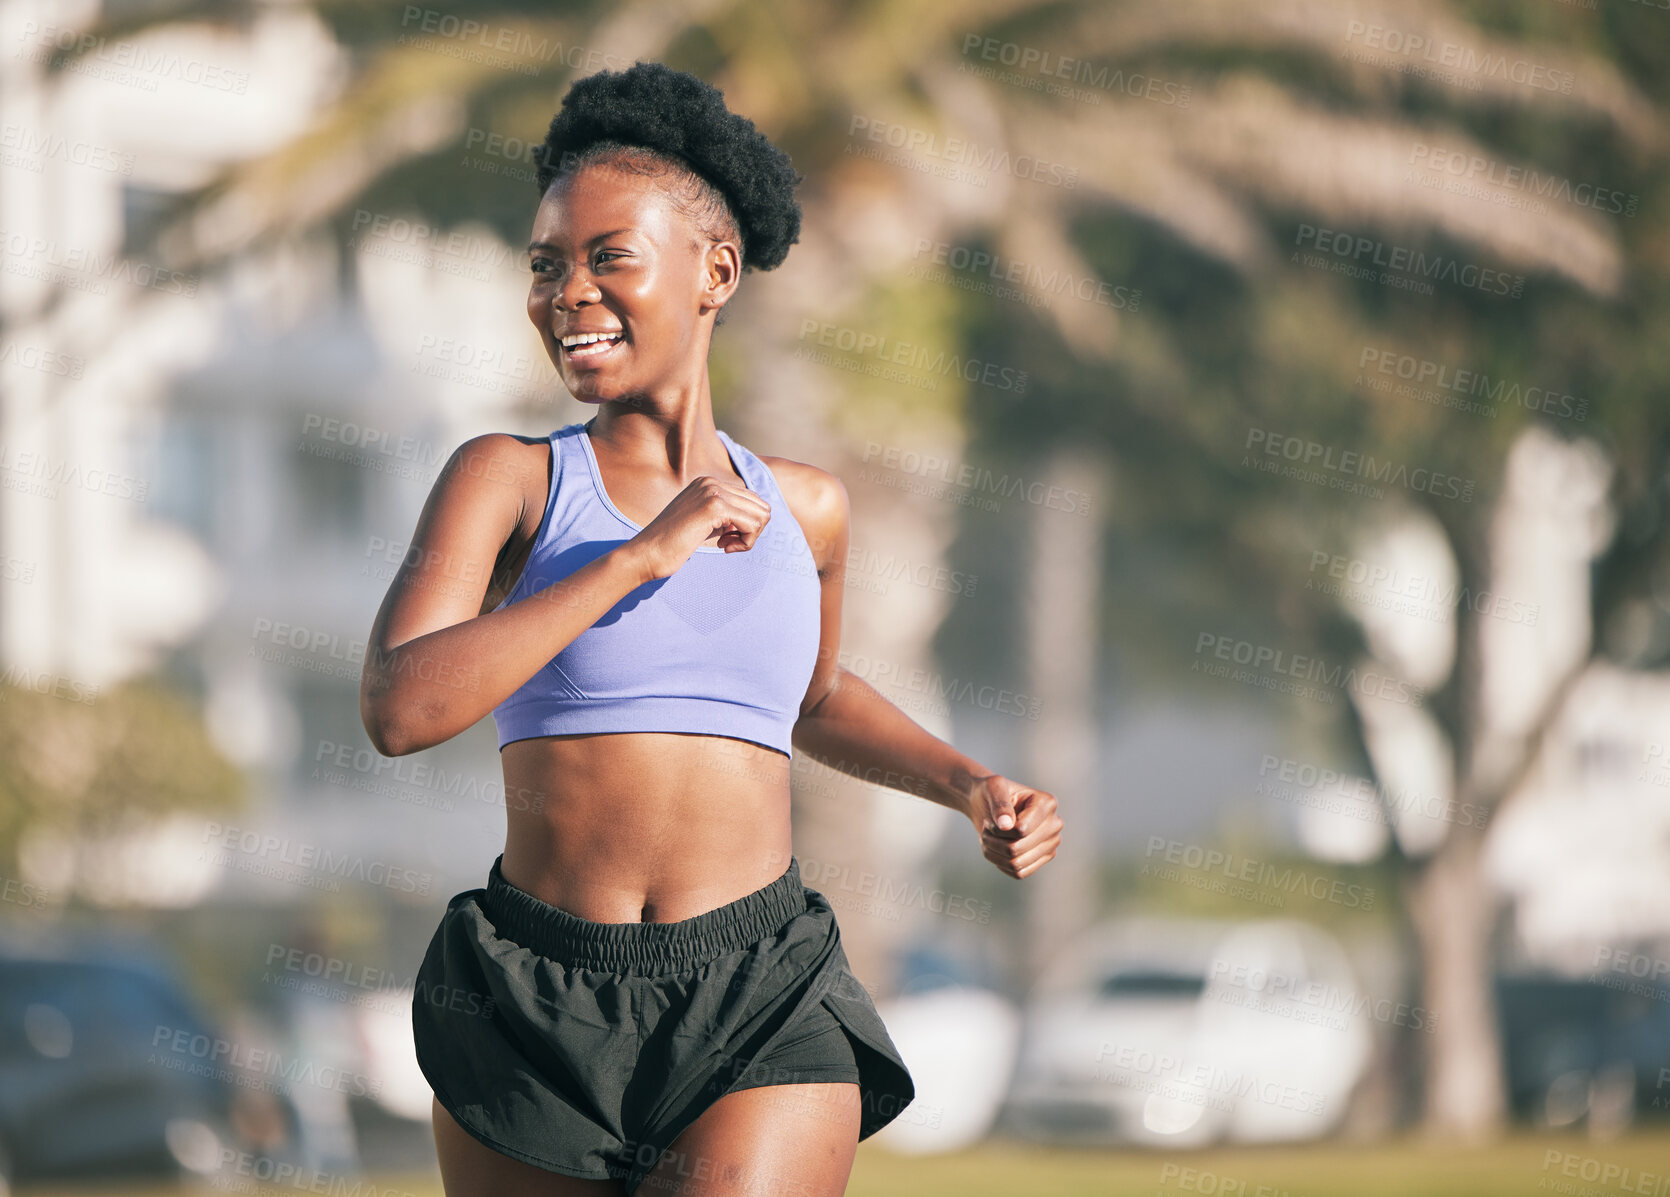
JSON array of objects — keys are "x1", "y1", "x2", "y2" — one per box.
[
  {"x1": 793, "y1": 665, "x2": 994, "y2": 820},
  {"x1": 777, "y1": 460, "x2": 1064, "y2": 880},
  {"x1": 360, "y1": 434, "x2": 652, "y2": 757}
]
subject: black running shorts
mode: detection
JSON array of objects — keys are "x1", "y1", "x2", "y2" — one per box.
[{"x1": 411, "y1": 854, "x2": 916, "y2": 1193}]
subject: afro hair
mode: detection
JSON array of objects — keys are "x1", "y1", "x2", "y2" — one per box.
[{"x1": 535, "y1": 61, "x2": 802, "y2": 272}]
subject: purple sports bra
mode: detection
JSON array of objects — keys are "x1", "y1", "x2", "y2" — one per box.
[{"x1": 489, "y1": 422, "x2": 823, "y2": 756}]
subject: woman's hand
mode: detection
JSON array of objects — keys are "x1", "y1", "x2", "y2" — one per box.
[
  {"x1": 966, "y1": 774, "x2": 1064, "y2": 880},
  {"x1": 630, "y1": 475, "x2": 772, "y2": 580}
]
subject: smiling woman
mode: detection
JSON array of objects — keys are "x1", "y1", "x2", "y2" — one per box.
[
  {"x1": 521, "y1": 65, "x2": 800, "y2": 404},
  {"x1": 360, "y1": 59, "x2": 1063, "y2": 1197}
]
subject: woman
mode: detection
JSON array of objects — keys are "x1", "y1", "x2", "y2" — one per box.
[{"x1": 360, "y1": 62, "x2": 1064, "y2": 1197}]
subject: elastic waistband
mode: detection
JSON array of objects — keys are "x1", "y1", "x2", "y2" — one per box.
[{"x1": 482, "y1": 854, "x2": 807, "y2": 972}]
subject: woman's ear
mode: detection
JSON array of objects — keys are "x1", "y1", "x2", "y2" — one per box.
[{"x1": 700, "y1": 239, "x2": 742, "y2": 317}]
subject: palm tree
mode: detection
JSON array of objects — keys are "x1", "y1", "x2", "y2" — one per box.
[{"x1": 46, "y1": 0, "x2": 1669, "y2": 1139}]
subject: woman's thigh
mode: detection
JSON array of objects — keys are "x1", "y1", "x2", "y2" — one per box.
[
  {"x1": 639, "y1": 1081, "x2": 862, "y2": 1197},
  {"x1": 432, "y1": 1095, "x2": 628, "y2": 1197}
]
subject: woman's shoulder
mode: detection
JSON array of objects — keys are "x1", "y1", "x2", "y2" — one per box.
[
  {"x1": 751, "y1": 450, "x2": 849, "y2": 571},
  {"x1": 448, "y1": 425, "x2": 579, "y2": 483},
  {"x1": 436, "y1": 428, "x2": 576, "y2": 527},
  {"x1": 443, "y1": 431, "x2": 538, "y2": 483}
]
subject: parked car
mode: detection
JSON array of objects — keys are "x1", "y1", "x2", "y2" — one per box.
[
  {"x1": 871, "y1": 943, "x2": 1022, "y2": 1154},
  {"x1": 0, "y1": 928, "x2": 306, "y2": 1187},
  {"x1": 999, "y1": 916, "x2": 1373, "y2": 1147}
]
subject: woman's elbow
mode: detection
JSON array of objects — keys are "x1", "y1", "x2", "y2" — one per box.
[{"x1": 361, "y1": 691, "x2": 415, "y2": 758}]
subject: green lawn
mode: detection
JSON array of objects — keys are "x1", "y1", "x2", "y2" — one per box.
[
  {"x1": 18, "y1": 1130, "x2": 1670, "y2": 1196},
  {"x1": 846, "y1": 1130, "x2": 1670, "y2": 1195}
]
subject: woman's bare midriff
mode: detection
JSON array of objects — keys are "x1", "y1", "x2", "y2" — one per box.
[{"x1": 498, "y1": 729, "x2": 795, "y2": 924}]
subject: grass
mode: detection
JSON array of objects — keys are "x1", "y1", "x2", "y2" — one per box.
[
  {"x1": 846, "y1": 1129, "x2": 1670, "y2": 1195},
  {"x1": 17, "y1": 1128, "x2": 1670, "y2": 1196}
]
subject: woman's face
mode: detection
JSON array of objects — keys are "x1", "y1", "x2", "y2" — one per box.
[{"x1": 525, "y1": 162, "x2": 738, "y2": 404}]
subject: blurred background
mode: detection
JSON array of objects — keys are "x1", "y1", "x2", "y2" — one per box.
[{"x1": 3, "y1": 0, "x2": 1669, "y2": 1193}]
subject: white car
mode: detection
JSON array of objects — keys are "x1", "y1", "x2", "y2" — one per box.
[
  {"x1": 1001, "y1": 916, "x2": 1373, "y2": 1147},
  {"x1": 872, "y1": 984, "x2": 1022, "y2": 1154}
]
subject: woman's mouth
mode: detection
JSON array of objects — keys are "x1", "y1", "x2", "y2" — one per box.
[{"x1": 559, "y1": 331, "x2": 625, "y2": 366}]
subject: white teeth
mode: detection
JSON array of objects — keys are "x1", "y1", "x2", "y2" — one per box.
[{"x1": 561, "y1": 332, "x2": 622, "y2": 348}]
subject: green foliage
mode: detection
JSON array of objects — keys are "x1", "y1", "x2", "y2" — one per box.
[{"x1": 0, "y1": 676, "x2": 247, "y2": 878}]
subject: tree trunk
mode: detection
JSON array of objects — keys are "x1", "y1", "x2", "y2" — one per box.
[
  {"x1": 1400, "y1": 498, "x2": 1505, "y2": 1139},
  {"x1": 729, "y1": 279, "x2": 967, "y2": 995},
  {"x1": 1401, "y1": 815, "x2": 1507, "y2": 1138},
  {"x1": 1022, "y1": 445, "x2": 1104, "y2": 983}
]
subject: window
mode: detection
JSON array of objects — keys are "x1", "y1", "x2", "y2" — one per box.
[
  {"x1": 143, "y1": 416, "x2": 216, "y2": 540},
  {"x1": 289, "y1": 430, "x2": 369, "y2": 539}
]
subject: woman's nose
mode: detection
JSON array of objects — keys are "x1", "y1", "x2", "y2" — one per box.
[{"x1": 555, "y1": 269, "x2": 601, "y2": 310}]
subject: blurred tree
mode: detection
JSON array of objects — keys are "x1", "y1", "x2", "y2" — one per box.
[
  {"x1": 0, "y1": 676, "x2": 247, "y2": 885},
  {"x1": 50, "y1": 0, "x2": 1670, "y2": 1142},
  {"x1": 937, "y1": 0, "x2": 1670, "y2": 1143}
]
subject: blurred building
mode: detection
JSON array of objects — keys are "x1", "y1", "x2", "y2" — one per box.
[
  {"x1": 1489, "y1": 662, "x2": 1670, "y2": 972},
  {"x1": 0, "y1": 1, "x2": 557, "y2": 906}
]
